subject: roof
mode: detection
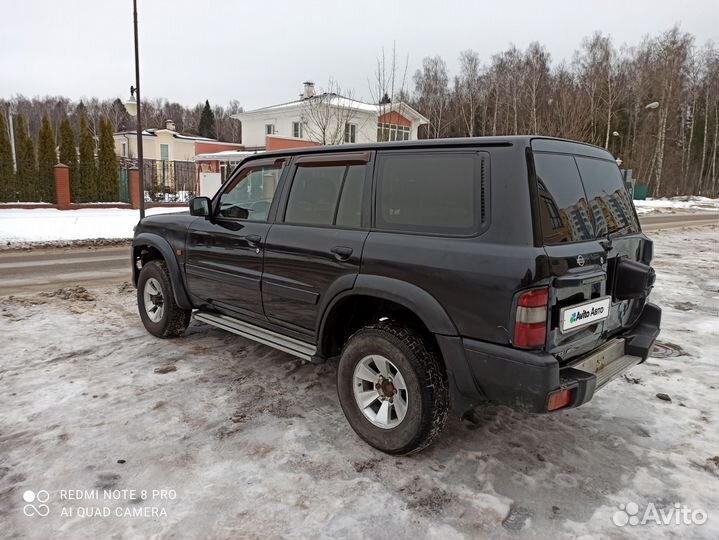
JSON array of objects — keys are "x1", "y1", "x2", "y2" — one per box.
[
  {"x1": 235, "y1": 136, "x2": 612, "y2": 165},
  {"x1": 113, "y1": 128, "x2": 233, "y2": 143},
  {"x1": 195, "y1": 150, "x2": 264, "y2": 162},
  {"x1": 232, "y1": 94, "x2": 429, "y2": 125}
]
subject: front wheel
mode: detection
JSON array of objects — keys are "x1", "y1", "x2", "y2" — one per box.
[
  {"x1": 337, "y1": 323, "x2": 449, "y2": 455},
  {"x1": 137, "y1": 260, "x2": 191, "y2": 338}
]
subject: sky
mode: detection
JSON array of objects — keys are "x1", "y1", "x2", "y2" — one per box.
[{"x1": 1, "y1": 0, "x2": 717, "y2": 111}]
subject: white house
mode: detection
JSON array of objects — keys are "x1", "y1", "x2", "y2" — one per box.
[
  {"x1": 113, "y1": 120, "x2": 244, "y2": 161},
  {"x1": 232, "y1": 82, "x2": 429, "y2": 151}
]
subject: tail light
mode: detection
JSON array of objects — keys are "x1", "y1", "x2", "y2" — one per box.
[
  {"x1": 547, "y1": 388, "x2": 574, "y2": 411},
  {"x1": 514, "y1": 288, "x2": 548, "y2": 348}
]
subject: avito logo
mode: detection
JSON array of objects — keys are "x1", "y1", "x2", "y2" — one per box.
[{"x1": 570, "y1": 305, "x2": 605, "y2": 325}]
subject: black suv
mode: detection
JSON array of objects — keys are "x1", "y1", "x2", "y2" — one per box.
[{"x1": 132, "y1": 136, "x2": 661, "y2": 455}]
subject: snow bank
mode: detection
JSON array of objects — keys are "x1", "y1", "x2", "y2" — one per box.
[
  {"x1": 0, "y1": 207, "x2": 185, "y2": 243},
  {"x1": 634, "y1": 196, "x2": 719, "y2": 215}
]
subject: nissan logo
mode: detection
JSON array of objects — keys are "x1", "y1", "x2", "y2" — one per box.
[{"x1": 577, "y1": 255, "x2": 585, "y2": 267}]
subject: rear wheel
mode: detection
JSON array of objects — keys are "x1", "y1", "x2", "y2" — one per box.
[
  {"x1": 137, "y1": 260, "x2": 191, "y2": 338},
  {"x1": 337, "y1": 323, "x2": 449, "y2": 455}
]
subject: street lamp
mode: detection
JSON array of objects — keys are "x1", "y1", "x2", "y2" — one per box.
[
  {"x1": 612, "y1": 130, "x2": 624, "y2": 158},
  {"x1": 124, "y1": 91, "x2": 137, "y2": 117},
  {"x1": 125, "y1": 0, "x2": 145, "y2": 219}
]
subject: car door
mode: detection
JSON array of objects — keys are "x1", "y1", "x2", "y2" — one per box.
[
  {"x1": 261, "y1": 151, "x2": 373, "y2": 335},
  {"x1": 185, "y1": 158, "x2": 287, "y2": 321}
]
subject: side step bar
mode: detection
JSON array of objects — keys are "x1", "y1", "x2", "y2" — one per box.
[{"x1": 193, "y1": 311, "x2": 317, "y2": 361}]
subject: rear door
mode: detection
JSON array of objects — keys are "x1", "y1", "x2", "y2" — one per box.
[
  {"x1": 261, "y1": 151, "x2": 372, "y2": 335},
  {"x1": 531, "y1": 141, "x2": 649, "y2": 360},
  {"x1": 185, "y1": 158, "x2": 286, "y2": 321}
]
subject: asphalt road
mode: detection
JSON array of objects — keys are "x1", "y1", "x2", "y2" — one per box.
[
  {"x1": 0, "y1": 246, "x2": 131, "y2": 295},
  {"x1": 0, "y1": 212, "x2": 716, "y2": 296}
]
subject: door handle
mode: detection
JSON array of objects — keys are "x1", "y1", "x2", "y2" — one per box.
[
  {"x1": 245, "y1": 234, "x2": 262, "y2": 246},
  {"x1": 331, "y1": 246, "x2": 353, "y2": 261}
]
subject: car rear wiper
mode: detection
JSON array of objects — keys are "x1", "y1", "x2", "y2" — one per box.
[
  {"x1": 607, "y1": 224, "x2": 635, "y2": 240},
  {"x1": 598, "y1": 225, "x2": 635, "y2": 251}
]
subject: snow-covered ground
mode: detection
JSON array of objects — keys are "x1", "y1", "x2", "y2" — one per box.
[
  {"x1": 0, "y1": 207, "x2": 184, "y2": 245},
  {"x1": 634, "y1": 196, "x2": 719, "y2": 215},
  {"x1": 1, "y1": 225, "x2": 717, "y2": 539},
  {"x1": 0, "y1": 197, "x2": 717, "y2": 246}
]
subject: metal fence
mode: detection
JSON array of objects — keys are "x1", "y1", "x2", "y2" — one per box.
[{"x1": 119, "y1": 157, "x2": 196, "y2": 203}]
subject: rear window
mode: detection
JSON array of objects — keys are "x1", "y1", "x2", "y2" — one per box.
[
  {"x1": 376, "y1": 152, "x2": 477, "y2": 234},
  {"x1": 574, "y1": 156, "x2": 640, "y2": 237},
  {"x1": 534, "y1": 153, "x2": 638, "y2": 245}
]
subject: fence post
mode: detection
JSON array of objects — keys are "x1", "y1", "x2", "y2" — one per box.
[
  {"x1": 128, "y1": 167, "x2": 141, "y2": 209},
  {"x1": 54, "y1": 164, "x2": 71, "y2": 210}
]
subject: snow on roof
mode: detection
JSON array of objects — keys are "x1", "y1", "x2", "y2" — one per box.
[
  {"x1": 234, "y1": 94, "x2": 381, "y2": 116},
  {"x1": 195, "y1": 150, "x2": 264, "y2": 162},
  {"x1": 173, "y1": 133, "x2": 217, "y2": 141},
  {"x1": 232, "y1": 94, "x2": 429, "y2": 125},
  {"x1": 113, "y1": 129, "x2": 233, "y2": 142}
]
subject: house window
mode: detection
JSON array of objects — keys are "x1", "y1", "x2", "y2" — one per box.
[
  {"x1": 292, "y1": 121, "x2": 303, "y2": 138},
  {"x1": 377, "y1": 123, "x2": 410, "y2": 142},
  {"x1": 344, "y1": 123, "x2": 357, "y2": 143},
  {"x1": 160, "y1": 143, "x2": 169, "y2": 160},
  {"x1": 265, "y1": 124, "x2": 275, "y2": 136},
  {"x1": 121, "y1": 143, "x2": 127, "y2": 157}
]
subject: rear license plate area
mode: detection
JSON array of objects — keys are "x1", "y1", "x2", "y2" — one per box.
[{"x1": 560, "y1": 296, "x2": 611, "y2": 333}]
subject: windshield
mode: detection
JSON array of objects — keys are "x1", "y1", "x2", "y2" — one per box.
[{"x1": 534, "y1": 152, "x2": 639, "y2": 245}]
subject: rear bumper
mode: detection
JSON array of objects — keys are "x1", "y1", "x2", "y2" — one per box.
[{"x1": 440, "y1": 302, "x2": 661, "y2": 414}]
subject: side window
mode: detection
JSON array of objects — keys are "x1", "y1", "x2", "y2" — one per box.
[
  {"x1": 218, "y1": 163, "x2": 283, "y2": 221},
  {"x1": 534, "y1": 153, "x2": 593, "y2": 244},
  {"x1": 284, "y1": 164, "x2": 366, "y2": 227},
  {"x1": 375, "y1": 152, "x2": 477, "y2": 234}
]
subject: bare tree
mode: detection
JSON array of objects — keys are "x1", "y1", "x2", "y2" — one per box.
[
  {"x1": 455, "y1": 50, "x2": 482, "y2": 136},
  {"x1": 302, "y1": 79, "x2": 359, "y2": 145},
  {"x1": 414, "y1": 56, "x2": 449, "y2": 138},
  {"x1": 368, "y1": 43, "x2": 411, "y2": 141}
]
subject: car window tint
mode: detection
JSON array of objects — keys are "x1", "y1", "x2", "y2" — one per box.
[
  {"x1": 376, "y1": 153, "x2": 476, "y2": 234},
  {"x1": 285, "y1": 164, "x2": 365, "y2": 227},
  {"x1": 218, "y1": 164, "x2": 283, "y2": 221},
  {"x1": 335, "y1": 165, "x2": 365, "y2": 228},
  {"x1": 574, "y1": 156, "x2": 639, "y2": 237},
  {"x1": 534, "y1": 153, "x2": 594, "y2": 244}
]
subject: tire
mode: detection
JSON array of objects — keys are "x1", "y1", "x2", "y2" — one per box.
[
  {"x1": 137, "y1": 260, "x2": 191, "y2": 338},
  {"x1": 337, "y1": 323, "x2": 449, "y2": 455}
]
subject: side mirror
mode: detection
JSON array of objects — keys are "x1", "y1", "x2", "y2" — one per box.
[{"x1": 190, "y1": 196, "x2": 211, "y2": 218}]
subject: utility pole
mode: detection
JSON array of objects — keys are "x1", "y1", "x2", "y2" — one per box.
[{"x1": 132, "y1": 0, "x2": 145, "y2": 219}]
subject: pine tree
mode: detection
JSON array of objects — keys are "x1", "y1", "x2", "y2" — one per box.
[
  {"x1": 96, "y1": 117, "x2": 118, "y2": 201},
  {"x1": 37, "y1": 115, "x2": 56, "y2": 203},
  {"x1": 0, "y1": 113, "x2": 15, "y2": 202},
  {"x1": 197, "y1": 100, "x2": 216, "y2": 139},
  {"x1": 14, "y1": 115, "x2": 37, "y2": 201},
  {"x1": 77, "y1": 114, "x2": 97, "y2": 202},
  {"x1": 58, "y1": 117, "x2": 77, "y2": 195}
]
